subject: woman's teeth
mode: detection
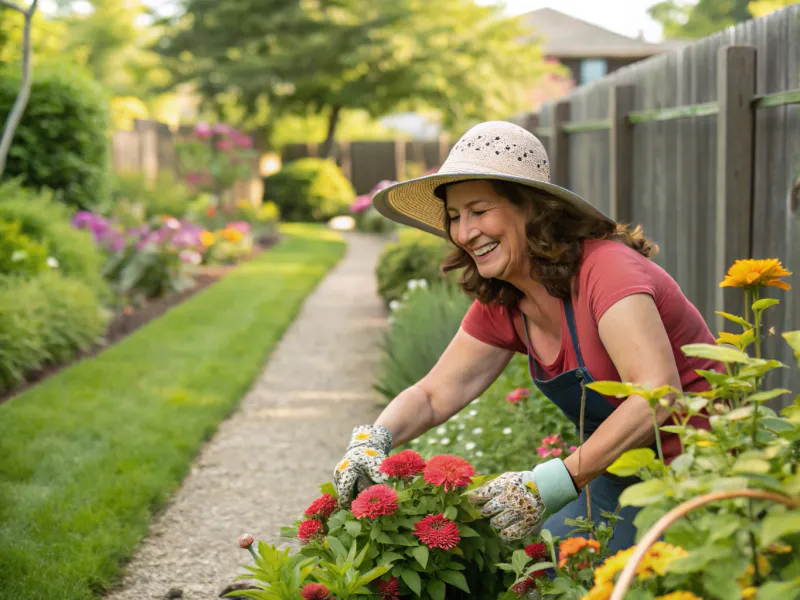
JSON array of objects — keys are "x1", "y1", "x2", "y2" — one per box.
[{"x1": 474, "y1": 242, "x2": 499, "y2": 257}]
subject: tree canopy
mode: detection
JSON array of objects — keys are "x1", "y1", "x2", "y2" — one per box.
[{"x1": 648, "y1": 0, "x2": 796, "y2": 39}]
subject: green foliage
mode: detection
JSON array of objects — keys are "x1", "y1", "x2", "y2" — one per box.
[
  {"x1": 0, "y1": 224, "x2": 345, "y2": 600},
  {"x1": 409, "y1": 354, "x2": 578, "y2": 475},
  {"x1": 0, "y1": 61, "x2": 111, "y2": 210},
  {"x1": 0, "y1": 220, "x2": 49, "y2": 278},
  {"x1": 374, "y1": 282, "x2": 472, "y2": 402},
  {"x1": 375, "y1": 228, "x2": 453, "y2": 306},
  {"x1": 262, "y1": 158, "x2": 355, "y2": 222},
  {"x1": 648, "y1": 0, "x2": 752, "y2": 39},
  {"x1": 0, "y1": 181, "x2": 108, "y2": 298},
  {"x1": 109, "y1": 171, "x2": 198, "y2": 222},
  {"x1": 0, "y1": 272, "x2": 107, "y2": 393}
]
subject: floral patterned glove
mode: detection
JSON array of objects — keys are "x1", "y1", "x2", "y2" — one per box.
[
  {"x1": 466, "y1": 459, "x2": 579, "y2": 542},
  {"x1": 333, "y1": 425, "x2": 393, "y2": 506}
]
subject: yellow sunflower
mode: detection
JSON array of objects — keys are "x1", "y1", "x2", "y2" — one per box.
[{"x1": 719, "y1": 258, "x2": 791, "y2": 290}]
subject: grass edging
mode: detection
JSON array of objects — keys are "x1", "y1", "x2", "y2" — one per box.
[{"x1": 0, "y1": 223, "x2": 346, "y2": 600}]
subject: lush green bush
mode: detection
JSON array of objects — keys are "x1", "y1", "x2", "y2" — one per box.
[
  {"x1": 0, "y1": 181, "x2": 108, "y2": 298},
  {"x1": 374, "y1": 281, "x2": 473, "y2": 403},
  {"x1": 375, "y1": 227, "x2": 454, "y2": 306},
  {"x1": 0, "y1": 61, "x2": 111, "y2": 210},
  {"x1": 262, "y1": 158, "x2": 355, "y2": 222},
  {"x1": 0, "y1": 220, "x2": 50, "y2": 277},
  {"x1": 109, "y1": 171, "x2": 198, "y2": 223},
  {"x1": 0, "y1": 273, "x2": 108, "y2": 393}
]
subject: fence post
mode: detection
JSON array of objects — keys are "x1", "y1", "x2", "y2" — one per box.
[
  {"x1": 394, "y1": 139, "x2": 407, "y2": 182},
  {"x1": 715, "y1": 45, "x2": 757, "y2": 327},
  {"x1": 133, "y1": 119, "x2": 159, "y2": 187},
  {"x1": 549, "y1": 100, "x2": 570, "y2": 188},
  {"x1": 339, "y1": 140, "x2": 352, "y2": 181},
  {"x1": 609, "y1": 85, "x2": 635, "y2": 223},
  {"x1": 525, "y1": 112, "x2": 540, "y2": 135}
]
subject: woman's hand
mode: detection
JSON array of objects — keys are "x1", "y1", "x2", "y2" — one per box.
[
  {"x1": 466, "y1": 459, "x2": 578, "y2": 541},
  {"x1": 333, "y1": 425, "x2": 393, "y2": 505}
]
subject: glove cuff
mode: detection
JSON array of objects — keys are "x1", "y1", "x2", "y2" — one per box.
[
  {"x1": 349, "y1": 424, "x2": 392, "y2": 454},
  {"x1": 531, "y1": 459, "x2": 579, "y2": 518}
]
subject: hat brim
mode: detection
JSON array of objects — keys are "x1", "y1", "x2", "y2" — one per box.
[{"x1": 371, "y1": 170, "x2": 615, "y2": 239}]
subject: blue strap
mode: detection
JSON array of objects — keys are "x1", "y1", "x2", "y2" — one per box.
[{"x1": 520, "y1": 298, "x2": 588, "y2": 374}]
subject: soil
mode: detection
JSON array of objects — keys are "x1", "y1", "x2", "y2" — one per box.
[{"x1": 0, "y1": 236, "x2": 280, "y2": 405}]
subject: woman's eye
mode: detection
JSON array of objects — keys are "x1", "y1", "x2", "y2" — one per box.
[
  {"x1": 472, "y1": 209, "x2": 486, "y2": 216},
  {"x1": 449, "y1": 215, "x2": 460, "y2": 221}
]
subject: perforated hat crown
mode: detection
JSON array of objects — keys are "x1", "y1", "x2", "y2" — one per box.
[{"x1": 371, "y1": 121, "x2": 613, "y2": 238}]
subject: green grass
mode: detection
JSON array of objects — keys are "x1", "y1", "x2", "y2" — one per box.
[{"x1": 0, "y1": 223, "x2": 346, "y2": 600}]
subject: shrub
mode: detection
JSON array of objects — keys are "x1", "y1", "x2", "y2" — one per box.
[
  {"x1": 109, "y1": 171, "x2": 198, "y2": 223},
  {"x1": 0, "y1": 272, "x2": 108, "y2": 393},
  {"x1": 262, "y1": 158, "x2": 355, "y2": 222},
  {"x1": 0, "y1": 220, "x2": 50, "y2": 277},
  {"x1": 375, "y1": 228, "x2": 454, "y2": 306},
  {"x1": 0, "y1": 181, "x2": 108, "y2": 298},
  {"x1": 374, "y1": 281, "x2": 472, "y2": 403},
  {"x1": 0, "y1": 61, "x2": 110, "y2": 210}
]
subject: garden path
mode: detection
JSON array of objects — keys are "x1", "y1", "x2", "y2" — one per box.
[{"x1": 105, "y1": 232, "x2": 389, "y2": 600}]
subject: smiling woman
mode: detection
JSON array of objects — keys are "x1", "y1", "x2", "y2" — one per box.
[{"x1": 334, "y1": 121, "x2": 724, "y2": 553}]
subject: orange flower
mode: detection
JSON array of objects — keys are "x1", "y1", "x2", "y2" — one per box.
[
  {"x1": 200, "y1": 231, "x2": 216, "y2": 247},
  {"x1": 557, "y1": 537, "x2": 600, "y2": 567},
  {"x1": 583, "y1": 581, "x2": 613, "y2": 600},
  {"x1": 719, "y1": 258, "x2": 791, "y2": 290},
  {"x1": 222, "y1": 227, "x2": 244, "y2": 242},
  {"x1": 206, "y1": 206, "x2": 217, "y2": 217},
  {"x1": 655, "y1": 593, "x2": 703, "y2": 600}
]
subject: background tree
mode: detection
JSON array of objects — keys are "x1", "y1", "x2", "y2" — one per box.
[
  {"x1": 649, "y1": 0, "x2": 796, "y2": 39},
  {"x1": 156, "y1": 0, "x2": 550, "y2": 156}
]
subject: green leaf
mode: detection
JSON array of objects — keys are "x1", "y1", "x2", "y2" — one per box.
[
  {"x1": 716, "y1": 311, "x2": 752, "y2": 328},
  {"x1": 428, "y1": 579, "x2": 446, "y2": 600},
  {"x1": 378, "y1": 551, "x2": 403, "y2": 565},
  {"x1": 783, "y1": 331, "x2": 800, "y2": 362},
  {"x1": 748, "y1": 389, "x2": 792, "y2": 403},
  {"x1": 439, "y1": 569, "x2": 470, "y2": 593},
  {"x1": 376, "y1": 532, "x2": 394, "y2": 545},
  {"x1": 660, "y1": 425, "x2": 686, "y2": 434},
  {"x1": 401, "y1": 567, "x2": 422, "y2": 596},
  {"x1": 732, "y1": 455, "x2": 771, "y2": 474},
  {"x1": 585, "y1": 381, "x2": 635, "y2": 397},
  {"x1": 356, "y1": 564, "x2": 393, "y2": 587},
  {"x1": 512, "y1": 549, "x2": 528, "y2": 573},
  {"x1": 443, "y1": 505, "x2": 458, "y2": 521},
  {"x1": 619, "y1": 479, "x2": 667, "y2": 507},
  {"x1": 760, "y1": 511, "x2": 800, "y2": 547},
  {"x1": 607, "y1": 448, "x2": 656, "y2": 477},
  {"x1": 752, "y1": 298, "x2": 780, "y2": 311},
  {"x1": 681, "y1": 343, "x2": 750, "y2": 363},
  {"x1": 669, "y1": 453, "x2": 693, "y2": 475},
  {"x1": 725, "y1": 406, "x2": 755, "y2": 420},
  {"x1": 525, "y1": 562, "x2": 554, "y2": 576},
  {"x1": 756, "y1": 579, "x2": 800, "y2": 600},
  {"x1": 344, "y1": 520, "x2": 362, "y2": 538},
  {"x1": 279, "y1": 526, "x2": 297, "y2": 538},
  {"x1": 319, "y1": 481, "x2": 337, "y2": 498},
  {"x1": 740, "y1": 360, "x2": 787, "y2": 378},
  {"x1": 327, "y1": 536, "x2": 347, "y2": 560},
  {"x1": 458, "y1": 524, "x2": 480, "y2": 537},
  {"x1": 411, "y1": 544, "x2": 429, "y2": 569},
  {"x1": 760, "y1": 417, "x2": 794, "y2": 432}
]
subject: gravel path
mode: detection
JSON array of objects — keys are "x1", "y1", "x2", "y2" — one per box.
[{"x1": 105, "y1": 232, "x2": 389, "y2": 600}]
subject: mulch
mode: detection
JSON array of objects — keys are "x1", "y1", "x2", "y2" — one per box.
[{"x1": 0, "y1": 236, "x2": 280, "y2": 405}]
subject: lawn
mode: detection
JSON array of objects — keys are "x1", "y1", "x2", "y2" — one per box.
[{"x1": 0, "y1": 224, "x2": 346, "y2": 600}]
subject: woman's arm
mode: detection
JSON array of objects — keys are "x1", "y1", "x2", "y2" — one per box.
[
  {"x1": 375, "y1": 328, "x2": 514, "y2": 448},
  {"x1": 563, "y1": 293, "x2": 682, "y2": 488}
]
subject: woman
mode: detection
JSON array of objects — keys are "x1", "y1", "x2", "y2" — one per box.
[{"x1": 332, "y1": 121, "x2": 720, "y2": 551}]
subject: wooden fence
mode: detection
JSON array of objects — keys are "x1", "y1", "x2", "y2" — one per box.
[
  {"x1": 282, "y1": 6, "x2": 800, "y2": 405},
  {"x1": 111, "y1": 120, "x2": 263, "y2": 204}
]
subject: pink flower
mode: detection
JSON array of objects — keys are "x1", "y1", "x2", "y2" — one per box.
[
  {"x1": 304, "y1": 493, "x2": 338, "y2": 520},
  {"x1": 506, "y1": 388, "x2": 530, "y2": 403},
  {"x1": 215, "y1": 138, "x2": 234, "y2": 152},
  {"x1": 350, "y1": 485, "x2": 398, "y2": 520},
  {"x1": 542, "y1": 434, "x2": 561, "y2": 445},
  {"x1": 237, "y1": 533, "x2": 254, "y2": 548},
  {"x1": 569, "y1": 446, "x2": 577, "y2": 452},
  {"x1": 413, "y1": 514, "x2": 461, "y2": 550},
  {"x1": 194, "y1": 122, "x2": 212, "y2": 139},
  {"x1": 350, "y1": 195, "x2": 372, "y2": 214},
  {"x1": 301, "y1": 583, "x2": 331, "y2": 599},
  {"x1": 297, "y1": 519, "x2": 324, "y2": 543},
  {"x1": 537, "y1": 446, "x2": 550, "y2": 458},
  {"x1": 423, "y1": 455, "x2": 475, "y2": 492},
  {"x1": 380, "y1": 449, "x2": 426, "y2": 480},
  {"x1": 551, "y1": 448, "x2": 563, "y2": 457}
]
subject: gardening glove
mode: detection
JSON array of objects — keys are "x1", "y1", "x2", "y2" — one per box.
[
  {"x1": 333, "y1": 424, "x2": 393, "y2": 506},
  {"x1": 466, "y1": 459, "x2": 579, "y2": 542}
]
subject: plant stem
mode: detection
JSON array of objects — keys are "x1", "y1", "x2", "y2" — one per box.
[
  {"x1": 652, "y1": 409, "x2": 664, "y2": 464},
  {"x1": 747, "y1": 501, "x2": 762, "y2": 586},
  {"x1": 751, "y1": 288, "x2": 761, "y2": 447}
]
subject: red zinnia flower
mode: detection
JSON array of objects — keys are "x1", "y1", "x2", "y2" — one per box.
[
  {"x1": 304, "y1": 493, "x2": 339, "y2": 520},
  {"x1": 423, "y1": 455, "x2": 475, "y2": 492},
  {"x1": 376, "y1": 576, "x2": 400, "y2": 600},
  {"x1": 511, "y1": 577, "x2": 537, "y2": 596},
  {"x1": 380, "y1": 449, "x2": 426, "y2": 480},
  {"x1": 525, "y1": 542, "x2": 547, "y2": 561},
  {"x1": 413, "y1": 514, "x2": 461, "y2": 550},
  {"x1": 297, "y1": 519, "x2": 324, "y2": 543},
  {"x1": 350, "y1": 484, "x2": 398, "y2": 520},
  {"x1": 237, "y1": 533, "x2": 255, "y2": 549},
  {"x1": 301, "y1": 583, "x2": 331, "y2": 599},
  {"x1": 506, "y1": 388, "x2": 530, "y2": 403}
]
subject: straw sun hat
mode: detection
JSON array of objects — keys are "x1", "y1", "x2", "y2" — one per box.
[{"x1": 371, "y1": 121, "x2": 614, "y2": 239}]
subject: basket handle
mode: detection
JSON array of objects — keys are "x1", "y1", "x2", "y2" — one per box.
[{"x1": 610, "y1": 489, "x2": 800, "y2": 600}]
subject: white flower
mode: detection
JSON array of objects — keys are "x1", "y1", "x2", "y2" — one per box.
[
  {"x1": 476, "y1": 450, "x2": 484, "y2": 457},
  {"x1": 11, "y1": 250, "x2": 26, "y2": 262},
  {"x1": 46, "y1": 256, "x2": 59, "y2": 268},
  {"x1": 502, "y1": 427, "x2": 512, "y2": 435},
  {"x1": 436, "y1": 426, "x2": 446, "y2": 435},
  {"x1": 472, "y1": 427, "x2": 483, "y2": 435},
  {"x1": 410, "y1": 439, "x2": 419, "y2": 445},
  {"x1": 440, "y1": 437, "x2": 450, "y2": 445},
  {"x1": 418, "y1": 279, "x2": 428, "y2": 288},
  {"x1": 473, "y1": 398, "x2": 480, "y2": 403},
  {"x1": 465, "y1": 442, "x2": 476, "y2": 451},
  {"x1": 428, "y1": 438, "x2": 437, "y2": 444},
  {"x1": 389, "y1": 300, "x2": 401, "y2": 311},
  {"x1": 407, "y1": 279, "x2": 419, "y2": 290},
  {"x1": 456, "y1": 435, "x2": 463, "y2": 441},
  {"x1": 468, "y1": 410, "x2": 477, "y2": 417},
  {"x1": 166, "y1": 217, "x2": 181, "y2": 230},
  {"x1": 458, "y1": 423, "x2": 465, "y2": 430},
  {"x1": 451, "y1": 413, "x2": 459, "y2": 421}
]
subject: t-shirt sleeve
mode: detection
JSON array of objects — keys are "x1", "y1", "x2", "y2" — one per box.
[
  {"x1": 581, "y1": 242, "x2": 659, "y2": 322},
  {"x1": 461, "y1": 300, "x2": 521, "y2": 351}
]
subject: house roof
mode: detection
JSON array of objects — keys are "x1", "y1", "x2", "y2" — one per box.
[{"x1": 518, "y1": 8, "x2": 681, "y2": 58}]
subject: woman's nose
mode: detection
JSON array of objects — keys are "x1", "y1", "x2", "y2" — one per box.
[{"x1": 456, "y1": 218, "x2": 476, "y2": 247}]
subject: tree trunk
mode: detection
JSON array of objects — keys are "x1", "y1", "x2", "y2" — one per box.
[
  {"x1": 320, "y1": 105, "x2": 342, "y2": 159},
  {"x1": 0, "y1": 0, "x2": 38, "y2": 178}
]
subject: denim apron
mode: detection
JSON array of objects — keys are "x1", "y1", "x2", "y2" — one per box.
[{"x1": 520, "y1": 298, "x2": 641, "y2": 552}]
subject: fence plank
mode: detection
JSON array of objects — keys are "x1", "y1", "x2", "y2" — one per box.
[
  {"x1": 550, "y1": 100, "x2": 570, "y2": 188},
  {"x1": 609, "y1": 85, "x2": 634, "y2": 223}
]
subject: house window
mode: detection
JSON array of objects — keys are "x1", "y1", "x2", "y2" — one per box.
[{"x1": 579, "y1": 59, "x2": 608, "y2": 84}]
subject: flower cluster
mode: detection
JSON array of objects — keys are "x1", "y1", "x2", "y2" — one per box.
[
  {"x1": 412, "y1": 513, "x2": 461, "y2": 550},
  {"x1": 506, "y1": 387, "x2": 530, "y2": 403},
  {"x1": 379, "y1": 448, "x2": 426, "y2": 480},
  {"x1": 719, "y1": 258, "x2": 791, "y2": 290},
  {"x1": 350, "y1": 180, "x2": 395, "y2": 214},
  {"x1": 350, "y1": 484, "x2": 398, "y2": 520},
  {"x1": 422, "y1": 454, "x2": 475, "y2": 492},
  {"x1": 536, "y1": 434, "x2": 576, "y2": 459},
  {"x1": 557, "y1": 536, "x2": 600, "y2": 569},
  {"x1": 193, "y1": 121, "x2": 253, "y2": 149},
  {"x1": 297, "y1": 491, "x2": 342, "y2": 544}
]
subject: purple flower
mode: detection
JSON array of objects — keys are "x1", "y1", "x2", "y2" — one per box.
[
  {"x1": 350, "y1": 195, "x2": 372, "y2": 214},
  {"x1": 369, "y1": 180, "x2": 396, "y2": 195},
  {"x1": 225, "y1": 221, "x2": 251, "y2": 234},
  {"x1": 212, "y1": 123, "x2": 231, "y2": 135},
  {"x1": 179, "y1": 250, "x2": 202, "y2": 265},
  {"x1": 195, "y1": 122, "x2": 212, "y2": 139}
]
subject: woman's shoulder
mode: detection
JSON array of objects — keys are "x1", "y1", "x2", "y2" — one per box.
[{"x1": 462, "y1": 299, "x2": 525, "y2": 352}]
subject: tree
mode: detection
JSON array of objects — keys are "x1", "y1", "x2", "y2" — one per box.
[
  {"x1": 156, "y1": 0, "x2": 549, "y2": 156},
  {"x1": 649, "y1": 0, "x2": 795, "y2": 39},
  {"x1": 0, "y1": 0, "x2": 38, "y2": 178}
]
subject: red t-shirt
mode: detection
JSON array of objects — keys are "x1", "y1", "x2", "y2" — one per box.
[{"x1": 461, "y1": 239, "x2": 720, "y2": 461}]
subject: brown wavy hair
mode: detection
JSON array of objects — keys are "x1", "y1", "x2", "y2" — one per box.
[{"x1": 439, "y1": 180, "x2": 658, "y2": 306}]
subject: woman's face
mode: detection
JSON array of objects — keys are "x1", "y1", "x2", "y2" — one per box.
[{"x1": 445, "y1": 180, "x2": 529, "y2": 281}]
